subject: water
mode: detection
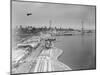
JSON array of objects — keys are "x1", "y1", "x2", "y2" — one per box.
[
  {"x1": 54, "y1": 33, "x2": 96, "y2": 70},
  {"x1": 12, "y1": 33, "x2": 96, "y2": 70}
]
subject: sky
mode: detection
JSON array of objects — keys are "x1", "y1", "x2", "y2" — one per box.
[{"x1": 12, "y1": 1, "x2": 96, "y2": 30}]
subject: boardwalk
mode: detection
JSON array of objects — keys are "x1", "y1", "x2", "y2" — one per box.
[
  {"x1": 12, "y1": 47, "x2": 71, "y2": 74},
  {"x1": 31, "y1": 47, "x2": 71, "y2": 72},
  {"x1": 12, "y1": 35, "x2": 71, "y2": 74}
]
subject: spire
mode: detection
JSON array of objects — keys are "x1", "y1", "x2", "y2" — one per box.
[
  {"x1": 81, "y1": 20, "x2": 84, "y2": 34},
  {"x1": 49, "y1": 20, "x2": 52, "y2": 29}
]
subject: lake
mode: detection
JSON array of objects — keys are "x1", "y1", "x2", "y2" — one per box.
[{"x1": 54, "y1": 33, "x2": 96, "y2": 70}]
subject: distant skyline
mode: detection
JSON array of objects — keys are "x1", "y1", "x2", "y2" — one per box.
[{"x1": 12, "y1": 1, "x2": 96, "y2": 30}]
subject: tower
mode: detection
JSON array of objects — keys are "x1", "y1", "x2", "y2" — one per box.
[
  {"x1": 81, "y1": 20, "x2": 84, "y2": 35},
  {"x1": 49, "y1": 20, "x2": 52, "y2": 29}
]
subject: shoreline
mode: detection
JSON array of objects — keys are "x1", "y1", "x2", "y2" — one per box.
[{"x1": 12, "y1": 34, "x2": 72, "y2": 74}]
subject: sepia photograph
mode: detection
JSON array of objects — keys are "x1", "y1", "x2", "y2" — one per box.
[{"x1": 11, "y1": 0, "x2": 96, "y2": 74}]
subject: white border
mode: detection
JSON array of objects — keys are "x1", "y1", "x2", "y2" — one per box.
[{"x1": 0, "y1": 0, "x2": 100, "y2": 75}]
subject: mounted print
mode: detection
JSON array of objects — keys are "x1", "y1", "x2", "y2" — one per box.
[{"x1": 11, "y1": 0, "x2": 96, "y2": 74}]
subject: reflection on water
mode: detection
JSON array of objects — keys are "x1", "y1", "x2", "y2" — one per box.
[{"x1": 54, "y1": 33, "x2": 96, "y2": 70}]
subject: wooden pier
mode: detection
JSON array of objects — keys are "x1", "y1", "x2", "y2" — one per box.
[
  {"x1": 12, "y1": 46, "x2": 71, "y2": 74},
  {"x1": 12, "y1": 34, "x2": 71, "y2": 74},
  {"x1": 31, "y1": 47, "x2": 71, "y2": 72}
]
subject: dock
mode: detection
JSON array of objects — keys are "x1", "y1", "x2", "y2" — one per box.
[
  {"x1": 30, "y1": 47, "x2": 71, "y2": 72},
  {"x1": 12, "y1": 34, "x2": 71, "y2": 74},
  {"x1": 12, "y1": 47, "x2": 71, "y2": 74}
]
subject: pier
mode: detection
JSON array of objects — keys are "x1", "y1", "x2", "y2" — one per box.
[{"x1": 12, "y1": 34, "x2": 71, "y2": 74}]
